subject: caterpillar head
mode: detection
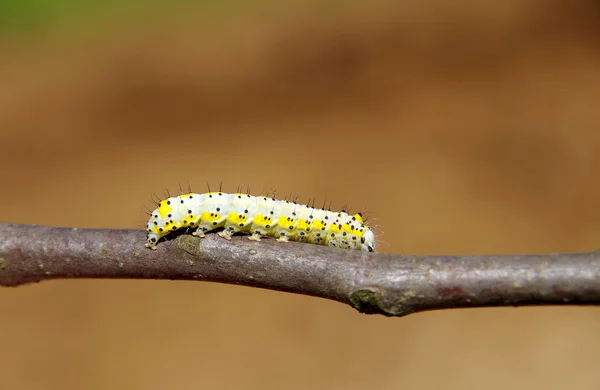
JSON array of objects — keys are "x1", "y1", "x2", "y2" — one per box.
[
  {"x1": 361, "y1": 228, "x2": 376, "y2": 252},
  {"x1": 145, "y1": 232, "x2": 160, "y2": 249},
  {"x1": 145, "y1": 216, "x2": 163, "y2": 250}
]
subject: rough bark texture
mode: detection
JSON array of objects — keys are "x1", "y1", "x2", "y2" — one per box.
[{"x1": 0, "y1": 223, "x2": 598, "y2": 317}]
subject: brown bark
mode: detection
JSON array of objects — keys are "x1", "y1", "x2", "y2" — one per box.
[{"x1": 1, "y1": 223, "x2": 598, "y2": 317}]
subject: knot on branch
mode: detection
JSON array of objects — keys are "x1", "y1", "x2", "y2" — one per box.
[
  {"x1": 349, "y1": 288, "x2": 390, "y2": 316},
  {"x1": 177, "y1": 234, "x2": 203, "y2": 256}
]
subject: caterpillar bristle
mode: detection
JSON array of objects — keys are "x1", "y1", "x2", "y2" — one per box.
[
  {"x1": 142, "y1": 205, "x2": 153, "y2": 216},
  {"x1": 151, "y1": 193, "x2": 163, "y2": 206},
  {"x1": 307, "y1": 197, "x2": 314, "y2": 210},
  {"x1": 372, "y1": 227, "x2": 387, "y2": 249}
]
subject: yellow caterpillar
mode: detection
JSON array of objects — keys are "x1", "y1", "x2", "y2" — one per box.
[{"x1": 145, "y1": 191, "x2": 376, "y2": 252}]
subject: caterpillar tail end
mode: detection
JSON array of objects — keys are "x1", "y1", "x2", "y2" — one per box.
[{"x1": 360, "y1": 229, "x2": 376, "y2": 252}]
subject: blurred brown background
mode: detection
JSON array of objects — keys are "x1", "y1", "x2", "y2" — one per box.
[{"x1": 1, "y1": 0, "x2": 600, "y2": 388}]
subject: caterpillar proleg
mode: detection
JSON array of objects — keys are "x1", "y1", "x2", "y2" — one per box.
[{"x1": 145, "y1": 191, "x2": 376, "y2": 252}]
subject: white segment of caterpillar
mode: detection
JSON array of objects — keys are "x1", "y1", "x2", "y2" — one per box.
[{"x1": 145, "y1": 192, "x2": 376, "y2": 252}]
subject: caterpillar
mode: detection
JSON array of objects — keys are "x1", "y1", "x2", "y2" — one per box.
[{"x1": 145, "y1": 191, "x2": 376, "y2": 252}]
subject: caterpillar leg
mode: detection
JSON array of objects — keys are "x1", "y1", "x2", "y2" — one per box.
[
  {"x1": 248, "y1": 231, "x2": 263, "y2": 242},
  {"x1": 217, "y1": 229, "x2": 235, "y2": 240},
  {"x1": 145, "y1": 241, "x2": 158, "y2": 250},
  {"x1": 192, "y1": 227, "x2": 207, "y2": 238},
  {"x1": 276, "y1": 234, "x2": 290, "y2": 243}
]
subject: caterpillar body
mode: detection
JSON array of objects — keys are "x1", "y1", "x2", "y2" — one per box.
[{"x1": 145, "y1": 192, "x2": 376, "y2": 252}]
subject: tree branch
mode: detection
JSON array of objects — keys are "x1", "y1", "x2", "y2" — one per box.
[{"x1": 0, "y1": 223, "x2": 599, "y2": 316}]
